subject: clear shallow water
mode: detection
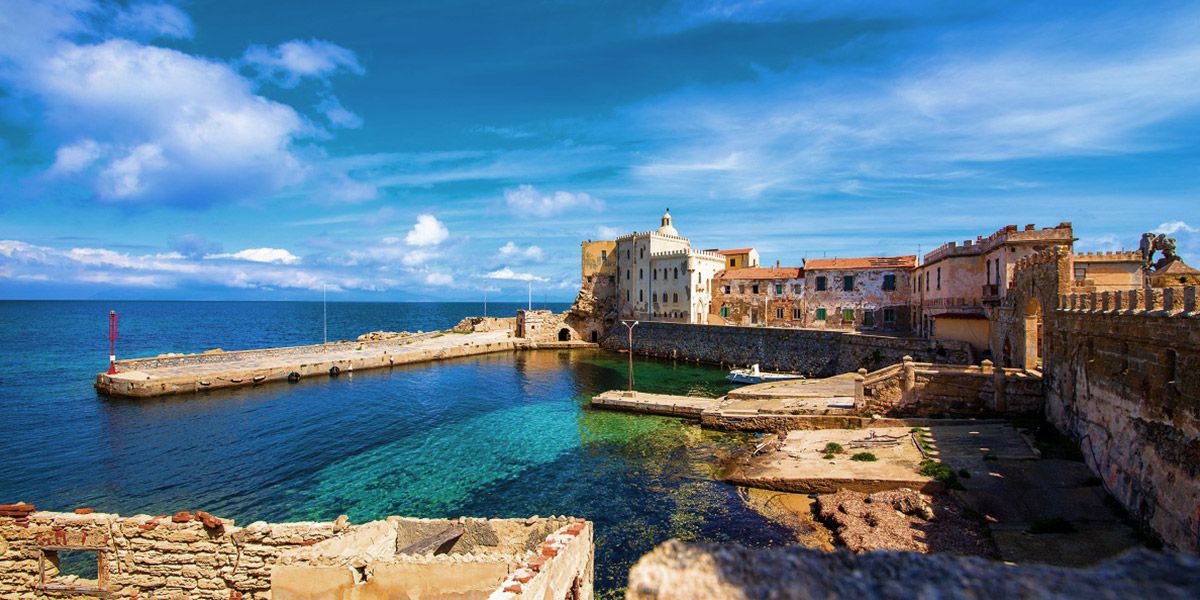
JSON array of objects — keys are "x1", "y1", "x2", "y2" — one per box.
[{"x1": 0, "y1": 301, "x2": 794, "y2": 595}]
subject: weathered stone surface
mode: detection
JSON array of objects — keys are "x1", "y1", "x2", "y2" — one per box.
[{"x1": 626, "y1": 540, "x2": 1200, "y2": 599}]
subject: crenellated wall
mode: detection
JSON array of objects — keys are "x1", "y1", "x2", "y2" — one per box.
[{"x1": 1042, "y1": 287, "x2": 1200, "y2": 552}]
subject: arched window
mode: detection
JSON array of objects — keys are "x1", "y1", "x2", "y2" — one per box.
[
  {"x1": 639, "y1": 268, "x2": 643, "y2": 279},
  {"x1": 674, "y1": 267, "x2": 678, "y2": 279},
  {"x1": 673, "y1": 293, "x2": 679, "y2": 302}
]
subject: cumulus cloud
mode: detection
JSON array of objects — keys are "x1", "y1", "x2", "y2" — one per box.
[
  {"x1": 424, "y1": 272, "x2": 453, "y2": 286},
  {"x1": 503, "y1": 184, "x2": 603, "y2": 217},
  {"x1": 497, "y1": 241, "x2": 544, "y2": 263},
  {"x1": 595, "y1": 225, "x2": 622, "y2": 239},
  {"x1": 405, "y1": 214, "x2": 449, "y2": 247},
  {"x1": 0, "y1": 1, "x2": 366, "y2": 207},
  {"x1": 243, "y1": 39, "x2": 364, "y2": 87},
  {"x1": 1154, "y1": 221, "x2": 1198, "y2": 235},
  {"x1": 205, "y1": 248, "x2": 301, "y2": 265},
  {"x1": 485, "y1": 267, "x2": 547, "y2": 282}
]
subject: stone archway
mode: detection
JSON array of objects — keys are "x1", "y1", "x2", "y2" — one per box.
[
  {"x1": 558, "y1": 328, "x2": 572, "y2": 342},
  {"x1": 1023, "y1": 297, "x2": 1043, "y2": 370}
]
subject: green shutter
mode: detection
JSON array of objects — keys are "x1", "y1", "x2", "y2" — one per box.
[{"x1": 816, "y1": 308, "x2": 826, "y2": 320}]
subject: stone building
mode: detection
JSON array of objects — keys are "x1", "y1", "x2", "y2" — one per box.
[
  {"x1": 710, "y1": 266, "x2": 805, "y2": 327},
  {"x1": 714, "y1": 248, "x2": 759, "y2": 270},
  {"x1": 913, "y1": 223, "x2": 1074, "y2": 356},
  {"x1": 1072, "y1": 251, "x2": 1144, "y2": 290},
  {"x1": 612, "y1": 210, "x2": 726, "y2": 323},
  {"x1": 803, "y1": 256, "x2": 916, "y2": 332}
]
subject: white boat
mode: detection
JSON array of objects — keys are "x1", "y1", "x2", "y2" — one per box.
[{"x1": 726, "y1": 364, "x2": 805, "y2": 385}]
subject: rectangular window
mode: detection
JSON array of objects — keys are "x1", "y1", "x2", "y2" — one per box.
[
  {"x1": 775, "y1": 284, "x2": 783, "y2": 295},
  {"x1": 775, "y1": 307, "x2": 784, "y2": 319},
  {"x1": 723, "y1": 285, "x2": 730, "y2": 294},
  {"x1": 815, "y1": 308, "x2": 826, "y2": 320},
  {"x1": 730, "y1": 259, "x2": 737, "y2": 267},
  {"x1": 936, "y1": 267, "x2": 941, "y2": 290},
  {"x1": 882, "y1": 274, "x2": 895, "y2": 291},
  {"x1": 652, "y1": 293, "x2": 657, "y2": 302},
  {"x1": 639, "y1": 290, "x2": 643, "y2": 301},
  {"x1": 843, "y1": 275, "x2": 854, "y2": 291},
  {"x1": 626, "y1": 270, "x2": 630, "y2": 281},
  {"x1": 626, "y1": 290, "x2": 630, "y2": 301},
  {"x1": 653, "y1": 269, "x2": 657, "y2": 280},
  {"x1": 673, "y1": 293, "x2": 678, "y2": 302},
  {"x1": 816, "y1": 276, "x2": 827, "y2": 291},
  {"x1": 793, "y1": 284, "x2": 803, "y2": 294},
  {"x1": 720, "y1": 306, "x2": 730, "y2": 318},
  {"x1": 925, "y1": 273, "x2": 929, "y2": 292},
  {"x1": 986, "y1": 260, "x2": 991, "y2": 284},
  {"x1": 842, "y1": 308, "x2": 855, "y2": 322},
  {"x1": 883, "y1": 308, "x2": 896, "y2": 323},
  {"x1": 792, "y1": 308, "x2": 801, "y2": 320},
  {"x1": 752, "y1": 284, "x2": 760, "y2": 294},
  {"x1": 601, "y1": 250, "x2": 607, "y2": 261},
  {"x1": 863, "y1": 311, "x2": 875, "y2": 327}
]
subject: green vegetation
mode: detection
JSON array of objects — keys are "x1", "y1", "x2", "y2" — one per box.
[
  {"x1": 822, "y1": 454, "x2": 835, "y2": 460},
  {"x1": 850, "y1": 452, "x2": 877, "y2": 462},
  {"x1": 823, "y1": 442, "x2": 845, "y2": 455},
  {"x1": 1028, "y1": 518, "x2": 1077, "y2": 534},
  {"x1": 919, "y1": 459, "x2": 963, "y2": 489}
]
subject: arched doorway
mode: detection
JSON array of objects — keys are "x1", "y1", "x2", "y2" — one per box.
[
  {"x1": 1023, "y1": 297, "x2": 1043, "y2": 370},
  {"x1": 558, "y1": 328, "x2": 571, "y2": 342}
]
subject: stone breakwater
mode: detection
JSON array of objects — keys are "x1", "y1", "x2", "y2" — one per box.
[
  {"x1": 602, "y1": 321, "x2": 970, "y2": 377},
  {"x1": 96, "y1": 329, "x2": 595, "y2": 398},
  {"x1": 0, "y1": 504, "x2": 593, "y2": 599}
]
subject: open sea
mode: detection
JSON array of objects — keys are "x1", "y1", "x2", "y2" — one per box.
[{"x1": 0, "y1": 300, "x2": 794, "y2": 595}]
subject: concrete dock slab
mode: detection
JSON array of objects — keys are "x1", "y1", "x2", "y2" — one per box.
[
  {"x1": 721, "y1": 427, "x2": 936, "y2": 494},
  {"x1": 590, "y1": 391, "x2": 724, "y2": 418},
  {"x1": 97, "y1": 331, "x2": 591, "y2": 398}
]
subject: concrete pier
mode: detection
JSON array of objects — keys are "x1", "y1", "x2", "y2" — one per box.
[{"x1": 96, "y1": 331, "x2": 594, "y2": 398}]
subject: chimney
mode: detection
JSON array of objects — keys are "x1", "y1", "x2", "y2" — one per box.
[{"x1": 776, "y1": 260, "x2": 780, "y2": 267}]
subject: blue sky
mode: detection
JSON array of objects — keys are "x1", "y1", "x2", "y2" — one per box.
[{"x1": 0, "y1": 0, "x2": 1197, "y2": 301}]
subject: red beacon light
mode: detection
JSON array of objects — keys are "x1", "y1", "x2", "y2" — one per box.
[{"x1": 107, "y1": 310, "x2": 119, "y2": 375}]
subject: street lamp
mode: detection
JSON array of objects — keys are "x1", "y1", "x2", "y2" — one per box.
[{"x1": 621, "y1": 320, "x2": 639, "y2": 392}]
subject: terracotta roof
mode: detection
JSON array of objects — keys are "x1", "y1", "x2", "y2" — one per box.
[
  {"x1": 715, "y1": 267, "x2": 803, "y2": 280},
  {"x1": 717, "y1": 248, "x2": 755, "y2": 255},
  {"x1": 803, "y1": 255, "x2": 917, "y2": 271}
]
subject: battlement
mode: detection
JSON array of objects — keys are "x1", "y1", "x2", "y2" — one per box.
[
  {"x1": 615, "y1": 230, "x2": 689, "y2": 243},
  {"x1": 1014, "y1": 246, "x2": 1069, "y2": 272},
  {"x1": 924, "y1": 222, "x2": 1073, "y2": 264},
  {"x1": 1075, "y1": 250, "x2": 1143, "y2": 262},
  {"x1": 651, "y1": 248, "x2": 725, "y2": 261},
  {"x1": 1057, "y1": 286, "x2": 1199, "y2": 316}
]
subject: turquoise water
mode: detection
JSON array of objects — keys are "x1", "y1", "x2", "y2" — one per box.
[{"x1": 0, "y1": 301, "x2": 794, "y2": 595}]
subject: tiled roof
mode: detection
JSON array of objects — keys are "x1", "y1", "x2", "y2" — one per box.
[
  {"x1": 715, "y1": 267, "x2": 803, "y2": 280},
  {"x1": 717, "y1": 248, "x2": 755, "y2": 255},
  {"x1": 803, "y1": 255, "x2": 917, "y2": 271}
]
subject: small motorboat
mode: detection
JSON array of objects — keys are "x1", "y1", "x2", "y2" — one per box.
[{"x1": 726, "y1": 364, "x2": 805, "y2": 385}]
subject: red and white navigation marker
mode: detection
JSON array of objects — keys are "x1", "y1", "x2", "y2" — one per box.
[{"x1": 107, "y1": 310, "x2": 119, "y2": 375}]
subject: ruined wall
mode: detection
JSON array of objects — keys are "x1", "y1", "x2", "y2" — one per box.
[
  {"x1": 0, "y1": 507, "x2": 594, "y2": 600},
  {"x1": 859, "y1": 358, "x2": 1043, "y2": 417},
  {"x1": 517, "y1": 310, "x2": 574, "y2": 342},
  {"x1": 1043, "y1": 287, "x2": 1200, "y2": 552},
  {"x1": 602, "y1": 322, "x2": 968, "y2": 376},
  {"x1": 453, "y1": 316, "x2": 517, "y2": 334}
]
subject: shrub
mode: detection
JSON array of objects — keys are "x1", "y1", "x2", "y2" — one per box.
[
  {"x1": 919, "y1": 459, "x2": 963, "y2": 489},
  {"x1": 850, "y1": 452, "x2": 877, "y2": 462},
  {"x1": 823, "y1": 442, "x2": 845, "y2": 455},
  {"x1": 822, "y1": 454, "x2": 835, "y2": 460}
]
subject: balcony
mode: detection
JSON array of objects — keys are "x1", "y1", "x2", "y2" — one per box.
[{"x1": 982, "y1": 284, "x2": 1001, "y2": 302}]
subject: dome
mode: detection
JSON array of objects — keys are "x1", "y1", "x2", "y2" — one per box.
[{"x1": 657, "y1": 208, "x2": 678, "y2": 236}]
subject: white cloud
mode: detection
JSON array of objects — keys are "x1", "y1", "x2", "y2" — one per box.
[
  {"x1": 424, "y1": 272, "x2": 454, "y2": 286},
  {"x1": 112, "y1": 2, "x2": 193, "y2": 40},
  {"x1": 50, "y1": 139, "x2": 104, "y2": 174},
  {"x1": 504, "y1": 184, "x2": 603, "y2": 217},
  {"x1": 205, "y1": 248, "x2": 301, "y2": 264},
  {"x1": 596, "y1": 226, "x2": 622, "y2": 239},
  {"x1": 498, "y1": 241, "x2": 544, "y2": 262},
  {"x1": 1154, "y1": 221, "x2": 1198, "y2": 235},
  {"x1": 485, "y1": 267, "x2": 547, "y2": 282},
  {"x1": 243, "y1": 39, "x2": 364, "y2": 87},
  {"x1": 405, "y1": 214, "x2": 449, "y2": 247},
  {"x1": 316, "y1": 94, "x2": 363, "y2": 129}
]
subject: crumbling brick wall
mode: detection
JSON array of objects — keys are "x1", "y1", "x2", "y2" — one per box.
[
  {"x1": 0, "y1": 508, "x2": 595, "y2": 600},
  {"x1": 859, "y1": 359, "x2": 1044, "y2": 417}
]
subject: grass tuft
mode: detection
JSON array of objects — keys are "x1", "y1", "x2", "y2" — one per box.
[
  {"x1": 823, "y1": 442, "x2": 845, "y2": 455},
  {"x1": 850, "y1": 452, "x2": 877, "y2": 462}
]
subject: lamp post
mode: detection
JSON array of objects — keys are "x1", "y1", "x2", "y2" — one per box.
[
  {"x1": 621, "y1": 320, "x2": 639, "y2": 391},
  {"x1": 107, "y1": 310, "x2": 119, "y2": 375}
]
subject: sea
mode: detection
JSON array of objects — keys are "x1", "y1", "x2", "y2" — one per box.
[{"x1": 0, "y1": 300, "x2": 794, "y2": 596}]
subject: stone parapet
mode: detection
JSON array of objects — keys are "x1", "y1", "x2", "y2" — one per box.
[
  {"x1": 858, "y1": 359, "x2": 1043, "y2": 417},
  {"x1": 1057, "y1": 286, "x2": 1199, "y2": 316}
]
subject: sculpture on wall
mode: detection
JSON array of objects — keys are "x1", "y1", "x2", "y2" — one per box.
[{"x1": 1139, "y1": 232, "x2": 1180, "y2": 271}]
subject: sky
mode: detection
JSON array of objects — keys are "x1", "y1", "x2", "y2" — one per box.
[{"x1": 0, "y1": 0, "x2": 1197, "y2": 301}]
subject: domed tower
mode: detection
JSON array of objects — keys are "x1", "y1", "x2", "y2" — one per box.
[{"x1": 657, "y1": 208, "x2": 679, "y2": 237}]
